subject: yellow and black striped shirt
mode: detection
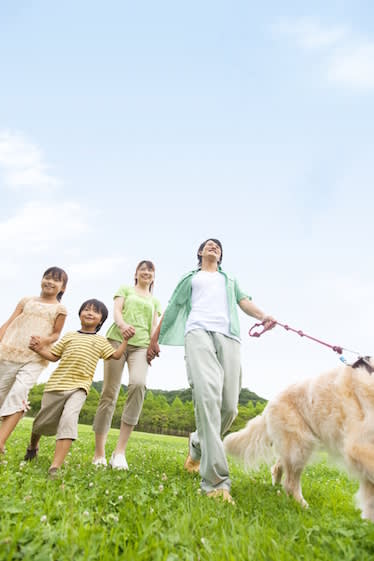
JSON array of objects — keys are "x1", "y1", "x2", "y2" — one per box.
[{"x1": 45, "y1": 331, "x2": 114, "y2": 393}]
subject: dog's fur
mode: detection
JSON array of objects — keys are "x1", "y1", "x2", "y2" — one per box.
[{"x1": 224, "y1": 358, "x2": 374, "y2": 520}]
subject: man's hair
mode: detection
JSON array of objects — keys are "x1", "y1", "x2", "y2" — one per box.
[
  {"x1": 197, "y1": 238, "x2": 223, "y2": 266},
  {"x1": 78, "y1": 299, "x2": 108, "y2": 332},
  {"x1": 42, "y1": 267, "x2": 68, "y2": 301}
]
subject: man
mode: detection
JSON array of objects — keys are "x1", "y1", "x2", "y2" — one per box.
[{"x1": 147, "y1": 239, "x2": 274, "y2": 503}]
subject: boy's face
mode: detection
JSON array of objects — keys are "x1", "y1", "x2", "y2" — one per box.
[{"x1": 79, "y1": 305, "x2": 103, "y2": 331}]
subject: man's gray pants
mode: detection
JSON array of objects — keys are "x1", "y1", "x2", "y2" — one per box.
[{"x1": 185, "y1": 329, "x2": 242, "y2": 493}]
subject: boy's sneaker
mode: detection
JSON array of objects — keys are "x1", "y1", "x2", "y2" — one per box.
[
  {"x1": 109, "y1": 452, "x2": 128, "y2": 470},
  {"x1": 24, "y1": 447, "x2": 38, "y2": 462},
  {"x1": 92, "y1": 456, "x2": 107, "y2": 467}
]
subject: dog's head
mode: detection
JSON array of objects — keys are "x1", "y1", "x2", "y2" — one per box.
[{"x1": 351, "y1": 356, "x2": 374, "y2": 374}]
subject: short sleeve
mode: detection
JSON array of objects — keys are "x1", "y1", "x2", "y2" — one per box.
[
  {"x1": 153, "y1": 297, "x2": 162, "y2": 317},
  {"x1": 113, "y1": 285, "x2": 129, "y2": 300},
  {"x1": 101, "y1": 338, "x2": 116, "y2": 359},
  {"x1": 234, "y1": 279, "x2": 251, "y2": 303},
  {"x1": 56, "y1": 304, "x2": 68, "y2": 317},
  {"x1": 51, "y1": 333, "x2": 70, "y2": 357}
]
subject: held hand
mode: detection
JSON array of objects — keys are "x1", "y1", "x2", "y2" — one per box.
[
  {"x1": 120, "y1": 323, "x2": 136, "y2": 340},
  {"x1": 147, "y1": 341, "x2": 160, "y2": 365},
  {"x1": 123, "y1": 326, "x2": 136, "y2": 341},
  {"x1": 29, "y1": 335, "x2": 47, "y2": 351},
  {"x1": 262, "y1": 315, "x2": 276, "y2": 330}
]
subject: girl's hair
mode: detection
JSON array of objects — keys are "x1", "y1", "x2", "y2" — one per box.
[
  {"x1": 134, "y1": 260, "x2": 155, "y2": 293},
  {"x1": 78, "y1": 299, "x2": 108, "y2": 332},
  {"x1": 197, "y1": 239, "x2": 223, "y2": 266},
  {"x1": 43, "y1": 266, "x2": 68, "y2": 301}
]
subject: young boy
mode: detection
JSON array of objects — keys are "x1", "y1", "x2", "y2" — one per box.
[{"x1": 24, "y1": 299, "x2": 135, "y2": 477}]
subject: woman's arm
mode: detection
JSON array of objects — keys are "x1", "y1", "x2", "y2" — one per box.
[
  {"x1": 110, "y1": 327, "x2": 136, "y2": 359},
  {"x1": 147, "y1": 314, "x2": 164, "y2": 364},
  {"x1": 113, "y1": 296, "x2": 135, "y2": 339},
  {"x1": 0, "y1": 300, "x2": 24, "y2": 341}
]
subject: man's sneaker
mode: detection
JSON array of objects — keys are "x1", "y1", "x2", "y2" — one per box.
[
  {"x1": 109, "y1": 452, "x2": 128, "y2": 470},
  {"x1": 184, "y1": 454, "x2": 200, "y2": 473},
  {"x1": 206, "y1": 489, "x2": 235, "y2": 504},
  {"x1": 92, "y1": 456, "x2": 107, "y2": 467},
  {"x1": 184, "y1": 434, "x2": 200, "y2": 473},
  {"x1": 48, "y1": 467, "x2": 59, "y2": 480}
]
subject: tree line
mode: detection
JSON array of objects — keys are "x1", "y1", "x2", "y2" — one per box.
[{"x1": 27, "y1": 383, "x2": 266, "y2": 436}]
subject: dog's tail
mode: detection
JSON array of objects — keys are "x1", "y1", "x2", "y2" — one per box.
[{"x1": 224, "y1": 413, "x2": 273, "y2": 469}]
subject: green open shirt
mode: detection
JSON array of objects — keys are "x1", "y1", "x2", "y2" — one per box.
[{"x1": 159, "y1": 268, "x2": 251, "y2": 346}]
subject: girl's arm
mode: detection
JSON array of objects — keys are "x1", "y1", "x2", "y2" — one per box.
[
  {"x1": 0, "y1": 300, "x2": 25, "y2": 341},
  {"x1": 113, "y1": 296, "x2": 135, "y2": 340},
  {"x1": 110, "y1": 327, "x2": 136, "y2": 360},
  {"x1": 29, "y1": 313, "x2": 67, "y2": 351}
]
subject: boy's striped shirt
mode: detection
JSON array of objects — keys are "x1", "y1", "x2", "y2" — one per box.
[{"x1": 45, "y1": 331, "x2": 114, "y2": 394}]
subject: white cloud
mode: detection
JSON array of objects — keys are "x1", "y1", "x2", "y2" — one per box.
[
  {"x1": 0, "y1": 201, "x2": 90, "y2": 252},
  {"x1": 272, "y1": 17, "x2": 374, "y2": 91},
  {"x1": 0, "y1": 130, "x2": 59, "y2": 190},
  {"x1": 328, "y1": 43, "x2": 374, "y2": 90},
  {"x1": 273, "y1": 18, "x2": 347, "y2": 50}
]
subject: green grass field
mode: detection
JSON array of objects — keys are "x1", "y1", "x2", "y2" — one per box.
[{"x1": 1, "y1": 418, "x2": 374, "y2": 561}]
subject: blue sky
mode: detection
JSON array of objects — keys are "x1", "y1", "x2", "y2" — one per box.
[{"x1": 1, "y1": 1, "x2": 373, "y2": 398}]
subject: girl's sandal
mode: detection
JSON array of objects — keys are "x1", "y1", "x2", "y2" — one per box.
[{"x1": 24, "y1": 447, "x2": 39, "y2": 461}]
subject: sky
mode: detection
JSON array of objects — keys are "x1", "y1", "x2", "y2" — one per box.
[{"x1": 0, "y1": 1, "x2": 373, "y2": 400}]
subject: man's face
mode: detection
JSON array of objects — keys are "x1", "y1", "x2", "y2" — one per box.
[{"x1": 200, "y1": 240, "x2": 222, "y2": 263}]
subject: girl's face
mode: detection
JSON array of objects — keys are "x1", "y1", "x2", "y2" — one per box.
[
  {"x1": 135, "y1": 264, "x2": 155, "y2": 286},
  {"x1": 40, "y1": 273, "x2": 65, "y2": 298}
]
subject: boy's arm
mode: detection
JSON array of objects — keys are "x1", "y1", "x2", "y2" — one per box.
[
  {"x1": 0, "y1": 300, "x2": 25, "y2": 341},
  {"x1": 110, "y1": 327, "x2": 136, "y2": 360},
  {"x1": 28, "y1": 339, "x2": 60, "y2": 362},
  {"x1": 29, "y1": 313, "x2": 67, "y2": 351},
  {"x1": 113, "y1": 296, "x2": 135, "y2": 340}
]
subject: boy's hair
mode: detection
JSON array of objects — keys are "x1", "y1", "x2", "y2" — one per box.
[
  {"x1": 43, "y1": 266, "x2": 68, "y2": 301},
  {"x1": 134, "y1": 260, "x2": 155, "y2": 293},
  {"x1": 78, "y1": 299, "x2": 108, "y2": 332},
  {"x1": 197, "y1": 239, "x2": 223, "y2": 266}
]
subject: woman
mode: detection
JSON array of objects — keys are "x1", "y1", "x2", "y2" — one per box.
[{"x1": 92, "y1": 260, "x2": 161, "y2": 469}]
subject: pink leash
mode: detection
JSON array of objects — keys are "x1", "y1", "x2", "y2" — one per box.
[{"x1": 248, "y1": 320, "x2": 358, "y2": 356}]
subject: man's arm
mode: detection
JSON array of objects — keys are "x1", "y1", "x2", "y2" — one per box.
[{"x1": 239, "y1": 299, "x2": 275, "y2": 328}]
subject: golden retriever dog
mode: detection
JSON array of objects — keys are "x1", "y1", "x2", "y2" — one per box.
[{"x1": 224, "y1": 357, "x2": 374, "y2": 520}]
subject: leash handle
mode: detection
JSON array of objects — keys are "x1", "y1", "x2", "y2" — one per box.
[{"x1": 248, "y1": 322, "x2": 273, "y2": 338}]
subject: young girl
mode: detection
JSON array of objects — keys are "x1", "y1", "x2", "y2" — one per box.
[
  {"x1": 0, "y1": 266, "x2": 68, "y2": 452},
  {"x1": 92, "y1": 260, "x2": 161, "y2": 469}
]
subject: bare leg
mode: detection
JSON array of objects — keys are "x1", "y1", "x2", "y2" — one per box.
[
  {"x1": 0, "y1": 411, "x2": 24, "y2": 452},
  {"x1": 50, "y1": 439, "x2": 73, "y2": 469},
  {"x1": 94, "y1": 432, "x2": 107, "y2": 459},
  {"x1": 113, "y1": 422, "x2": 134, "y2": 455}
]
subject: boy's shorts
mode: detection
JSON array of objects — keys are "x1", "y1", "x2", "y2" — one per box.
[{"x1": 32, "y1": 389, "x2": 87, "y2": 440}]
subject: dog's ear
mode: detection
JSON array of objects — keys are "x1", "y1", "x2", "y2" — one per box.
[{"x1": 351, "y1": 356, "x2": 374, "y2": 373}]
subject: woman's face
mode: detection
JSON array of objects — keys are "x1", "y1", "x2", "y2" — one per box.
[{"x1": 135, "y1": 263, "x2": 155, "y2": 285}]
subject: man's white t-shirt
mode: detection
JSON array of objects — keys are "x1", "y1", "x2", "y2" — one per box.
[{"x1": 185, "y1": 270, "x2": 237, "y2": 339}]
